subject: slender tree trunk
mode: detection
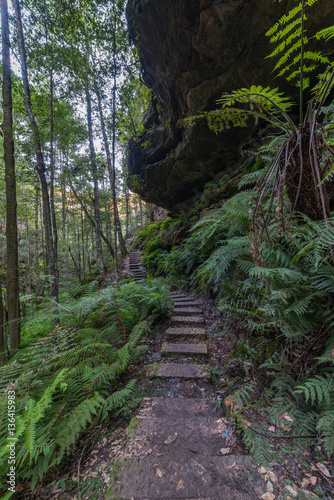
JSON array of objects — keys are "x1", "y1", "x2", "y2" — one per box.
[
  {"x1": 68, "y1": 179, "x2": 115, "y2": 258},
  {"x1": 26, "y1": 220, "x2": 34, "y2": 317},
  {"x1": 61, "y1": 178, "x2": 66, "y2": 242},
  {"x1": 139, "y1": 197, "x2": 143, "y2": 228},
  {"x1": 0, "y1": 282, "x2": 8, "y2": 362},
  {"x1": 81, "y1": 210, "x2": 86, "y2": 277},
  {"x1": 95, "y1": 82, "x2": 127, "y2": 258},
  {"x1": 84, "y1": 76, "x2": 106, "y2": 279},
  {"x1": 49, "y1": 63, "x2": 59, "y2": 302},
  {"x1": 35, "y1": 188, "x2": 41, "y2": 306},
  {"x1": 13, "y1": 0, "x2": 58, "y2": 305},
  {"x1": 2, "y1": 0, "x2": 20, "y2": 351},
  {"x1": 125, "y1": 189, "x2": 130, "y2": 235}
]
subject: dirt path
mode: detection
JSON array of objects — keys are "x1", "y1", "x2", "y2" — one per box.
[{"x1": 107, "y1": 253, "x2": 266, "y2": 499}]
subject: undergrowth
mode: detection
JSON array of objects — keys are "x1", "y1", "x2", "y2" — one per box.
[
  {"x1": 136, "y1": 172, "x2": 334, "y2": 462},
  {"x1": 0, "y1": 278, "x2": 170, "y2": 497}
]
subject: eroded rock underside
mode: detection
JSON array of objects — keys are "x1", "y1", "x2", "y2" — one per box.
[{"x1": 126, "y1": 0, "x2": 334, "y2": 210}]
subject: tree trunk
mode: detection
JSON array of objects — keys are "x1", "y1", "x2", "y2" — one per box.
[
  {"x1": 26, "y1": 220, "x2": 34, "y2": 317},
  {"x1": 35, "y1": 187, "x2": 41, "y2": 306},
  {"x1": 95, "y1": 82, "x2": 127, "y2": 258},
  {"x1": 13, "y1": 0, "x2": 58, "y2": 305},
  {"x1": 69, "y1": 179, "x2": 114, "y2": 258},
  {"x1": 84, "y1": 77, "x2": 106, "y2": 279},
  {"x1": 125, "y1": 189, "x2": 130, "y2": 236},
  {"x1": 2, "y1": 0, "x2": 20, "y2": 351},
  {"x1": 139, "y1": 197, "x2": 143, "y2": 228},
  {"x1": 0, "y1": 282, "x2": 8, "y2": 362},
  {"x1": 49, "y1": 63, "x2": 59, "y2": 302}
]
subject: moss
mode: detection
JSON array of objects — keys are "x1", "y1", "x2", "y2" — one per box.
[{"x1": 127, "y1": 417, "x2": 139, "y2": 437}]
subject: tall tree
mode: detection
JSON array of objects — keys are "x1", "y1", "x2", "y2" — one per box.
[
  {"x1": 0, "y1": 283, "x2": 7, "y2": 362},
  {"x1": 2, "y1": 0, "x2": 20, "y2": 351},
  {"x1": 12, "y1": 0, "x2": 59, "y2": 305}
]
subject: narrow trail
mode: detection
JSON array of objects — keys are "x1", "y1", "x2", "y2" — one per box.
[{"x1": 107, "y1": 253, "x2": 266, "y2": 499}]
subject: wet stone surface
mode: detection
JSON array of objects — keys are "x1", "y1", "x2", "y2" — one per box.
[{"x1": 161, "y1": 342, "x2": 207, "y2": 355}]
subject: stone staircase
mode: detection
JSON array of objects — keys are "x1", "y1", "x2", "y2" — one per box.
[
  {"x1": 107, "y1": 259, "x2": 262, "y2": 499},
  {"x1": 154, "y1": 291, "x2": 210, "y2": 380},
  {"x1": 128, "y1": 251, "x2": 146, "y2": 282}
]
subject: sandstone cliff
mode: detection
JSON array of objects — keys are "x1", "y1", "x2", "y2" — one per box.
[{"x1": 126, "y1": 0, "x2": 334, "y2": 210}]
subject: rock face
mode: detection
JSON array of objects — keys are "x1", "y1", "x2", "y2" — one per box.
[{"x1": 126, "y1": 0, "x2": 334, "y2": 210}]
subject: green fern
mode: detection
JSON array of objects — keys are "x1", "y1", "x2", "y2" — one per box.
[
  {"x1": 295, "y1": 374, "x2": 333, "y2": 405},
  {"x1": 266, "y1": 0, "x2": 330, "y2": 90},
  {"x1": 0, "y1": 280, "x2": 170, "y2": 495}
]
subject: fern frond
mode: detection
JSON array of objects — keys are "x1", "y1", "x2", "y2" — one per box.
[
  {"x1": 294, "y1": 374, "x2": 333, "y2": 406},
  {"x1": 316, "y1": 25, "x2": 334, "y2": 41}
]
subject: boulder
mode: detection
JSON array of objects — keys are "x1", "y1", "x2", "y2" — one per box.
[{"x1": 126, "y1": 0, "x2": 334, "y2": 210}]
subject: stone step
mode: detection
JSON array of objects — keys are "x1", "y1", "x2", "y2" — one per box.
[
  {"x1": 172, "y1": 299, "x2": 200, "y2": 306},
  {"x1": 107, "y1": 455, "x2": 260, "y2": 500},
  {"x1": 169, "y1": 292, "x2": 191, "y2": 298},
  {"x1": 173, "y1": 307, "x2": 202, "y2": 315},
  {"x1": 154, "y1": 362, "x2": 210, "y2": 379},
  {"x1": 171, "y1": 316, "x2": 204, "y2": 325},
  {"x1": 125, "y1": 416, "x2": 232, "y2": 457},
  {"x1": 166, "y1": 327, "x2": 206, "y2": 338},
  {"x1": 137, "y1": 397, "x2": 219, "y2": 419},
  {"x1": 161, "y1": 342, "x2": 207, "y2": 356}
]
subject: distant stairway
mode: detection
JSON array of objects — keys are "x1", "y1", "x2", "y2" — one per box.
[{"x1": 128, "y1": 251, "x2": 146, "y2": 282}]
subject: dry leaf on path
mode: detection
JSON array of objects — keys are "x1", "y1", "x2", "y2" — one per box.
[
  {"x1": 156, "y1": 468, "x2": 163, "y2": 478},
  {"x1": 219, "y1": 448, "x2": 230, "y2": 455},
  {"x1": 261, "y1": 493, "x2": 275, "y2": 500},
  {"x1": 301, "y1": 476, "x2": 317, "y2": 488},
  {"x1": 164, "y1": 433, "x2": 178, "y2": 445},
  {"x1": 316, "y1": 463, "x2": 331, "y2": 477}
]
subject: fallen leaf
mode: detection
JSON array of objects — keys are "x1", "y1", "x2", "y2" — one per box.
[
  {"x1": 316, "y1": 462, "x2": 331, "y2": 477},
  {"x1": 219, "y1": 447, "x2": 230, "y2": 455},
  {"x1": 164, "y1": 433, "x2": 178, "y2": 445},
  {"x1": 258, "y1": 467, "x2": 268, "y2": 474},
  {"x1": 266, "y1": 481, "x2": 273, "y2": 493},
  {"x1": 268, "y1": 426, "x2": 276, "y2": 433},
  {"x1": 301, "y1": 476, "x2": 317, "y2": 488},
  {"x1": 284, "y1": 485, "x2": 298, "y2": 498},
  {"x1": 176, "y1": 479, "x2": 184, "y2": 491},
  {"x1": 269, "y1": 471, "x2": 278, "y2": 483},
  {"x1": 156, "y1": 468, "x2": 163, "y2": 478},
  {"x1": 224, "y1": 397, "x2": 238, "y2": 414},
  {"x1": 261, "y1": 493, "x2": 275, "y2": 500},
  {"x1": 282, "y1": 412, "x2": 293, "y2": 422}
]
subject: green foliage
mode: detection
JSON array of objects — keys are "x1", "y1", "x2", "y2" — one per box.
[
  {"x1": 266, "y1": 0, "x2": 331, "y2": 91},
  {"x1": 184, "y1": 85, "x2": 296, "y2": 134},
  {"x1": 136, "y1": 173, "x2": 334, "y2": 457},
  {"x1": 0, "y1": 279, "x2": 170, "y2": 494}
]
